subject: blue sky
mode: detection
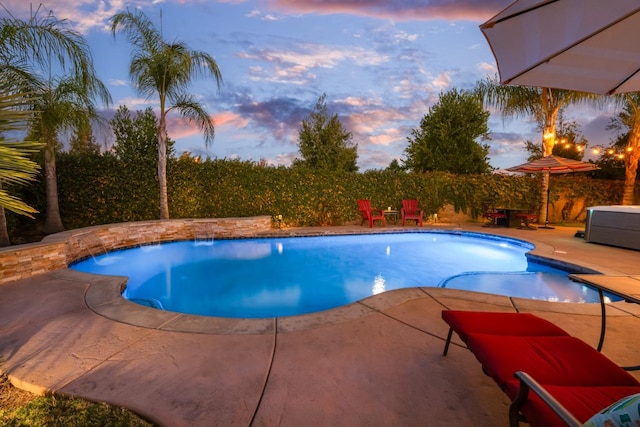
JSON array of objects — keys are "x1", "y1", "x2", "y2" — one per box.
[{"x1": 2, "y1": 0, "x2": 617, "y2": 170}]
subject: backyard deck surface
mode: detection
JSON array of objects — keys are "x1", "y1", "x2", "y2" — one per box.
[{"x1": 1, "y1": 222, "x2": 640, "y2": 426}]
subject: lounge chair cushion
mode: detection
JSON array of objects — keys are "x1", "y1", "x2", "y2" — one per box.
[
  {"x1": 465, "y1": 334, "x2": 640, "y2": 388},
  {"x1": 441, "y1": 310, "x2": 568, "y2": 343},
  {"x1": 502, "y1": 382, "x2": 640, "y2": 427},
  {"x1": 441, "y1": 310, "x2": 640, "y2": 427},
  {"x1": 582, "y1": 392, "x2": 640, "y2": 427}
]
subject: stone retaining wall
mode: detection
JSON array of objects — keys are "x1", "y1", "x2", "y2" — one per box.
[{"x1": 0, "y1": 217, "x2": 272, "y2": 285}]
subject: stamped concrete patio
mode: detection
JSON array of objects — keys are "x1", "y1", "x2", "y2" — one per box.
[{"x1": 1, "y1": 222, "x2": 640, "y2": 426}]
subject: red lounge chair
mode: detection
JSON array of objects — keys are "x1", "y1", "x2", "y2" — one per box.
[
  {"x1": 357, "y1": 199, "x2": 386, "y2": 228},
  {"x1": 401, "y1": 199, "x2": 423, "y2": 226},
  {"x1": 441, "y1": 310, "x2": 569, "y2": 356},
  {"x1": 441, "y1": 310, "x2": 640, "y2": 427}
]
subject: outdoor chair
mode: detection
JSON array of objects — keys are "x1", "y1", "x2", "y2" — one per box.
[
  {"x1": 441, "y1": 310, "x2": 640, "y2": 427},
  {"x1": 482, "y1": 202, "x2": 506, "y2": 227},
  {"x1": 515, "y1": 212, "x2": 538, "y2": 230},
  {"x1": 401, "y1": 199, "x2": 423, "y2": 226},
  {"x1": 357, "y1": 199, "x2": 386, "y2": 228}
]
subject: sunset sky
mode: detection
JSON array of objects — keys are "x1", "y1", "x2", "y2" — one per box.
[{"x1": 1, "y1": 0, "x2": 617, "y2": 170}]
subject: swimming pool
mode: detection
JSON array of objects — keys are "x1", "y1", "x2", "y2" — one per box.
[{"x1": 70, "y1": 231, "x2": 606, "y2": 318}]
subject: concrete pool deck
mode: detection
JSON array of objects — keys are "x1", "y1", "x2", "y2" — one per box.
[{"x1": 1, "y1": 222, "x2": 640, "y2": 426}]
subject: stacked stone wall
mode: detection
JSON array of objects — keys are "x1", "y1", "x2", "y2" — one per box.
[{"x1": 0, "y1": 217, "x2": 272, "y2": 285}]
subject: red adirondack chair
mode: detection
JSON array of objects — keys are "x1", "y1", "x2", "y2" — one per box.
[
  {"x1": 357, "y1": 199, "x2": 386, "y2": 228},
  {"x1": 401, "y1": 199, "x2": 423, "y2": 226}
]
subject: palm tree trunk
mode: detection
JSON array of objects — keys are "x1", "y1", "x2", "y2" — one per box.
[
  {"x1": 541, "y1": 88, "x2": 558, "y2": 157},
  {"x1": 0, "y1": 203, "x2": 10, "y2": 247},
  {"x1": 158, "y1": 114, "x2": 170, "y2": 220},
  {"x1": 43, "y1": 140, "x2": 65, "y2": 234},
  {"x1": 622, "y1": 150, "x2": 639, "y2": 205},
  {"x1": 539, "y1": 171, "x2": 550, "y2": 225},
  {"x1": 539, "y1": 89, "x2": 557, "y2": 225},
  {"x1": 621, "y1": 129, "x2": 640, "y2": 205}
]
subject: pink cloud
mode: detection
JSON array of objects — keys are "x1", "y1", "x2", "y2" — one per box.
[
  {"x1": 165, "y1": 111, "x2": 250, "y2": 140},
  {"x1": 166, "y1": 117, "x2": 202, "y2": 140},
  {"x1": 212, "y1": 111, "x2": 251, "y2": 128},
  {"x1": 266, "y1": 0, "x2": 508, "y2": 21}
]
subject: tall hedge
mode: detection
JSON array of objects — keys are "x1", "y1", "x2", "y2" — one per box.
[{"x1": 6, "y1": 152, "x2": 632, "y2": 237}]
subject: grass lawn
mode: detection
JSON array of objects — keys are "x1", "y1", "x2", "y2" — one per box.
[{"x1": 0, "y1": 373, "x2": 154, "y2": 426}]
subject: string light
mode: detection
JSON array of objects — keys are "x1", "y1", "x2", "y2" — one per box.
[
  {"x1": 591, "y1": 144, "x2": 630, "y2": 160},
  {"x1": 549, "y1": 137, "x2": 587, "y2": 155}
]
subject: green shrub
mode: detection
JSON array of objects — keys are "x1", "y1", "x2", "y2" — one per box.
[{"x1": 8, "y1": 153, "x2": 631, "y2": 237}]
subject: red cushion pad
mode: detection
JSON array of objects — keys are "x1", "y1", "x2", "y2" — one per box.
[
  {"x1": 465, "y1": 334, "x2": 640, "y2": 388},
  {"x1": 441, "y1": 310, "x2": 569, "y2": 343},
  {"x1": 504, "y1": 381, "x2": 640, "y2": 427}
]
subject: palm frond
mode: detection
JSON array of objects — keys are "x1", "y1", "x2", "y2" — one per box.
[
  {"x1": 476, "y1": 75, "x2": 605, "y2": 125},
  {"x1": 1, "y1": 11, "x2": 96, "y2": 85},
  {"x1": 0, "y1": 188, "x2": 38, "y2": 217},
  {"x1": 169, "y1": 95, "x2": 215, "y2": 144},
  {"x1": 110, "y1": 10, "x2": 163, "y2": 60},
  {"x1": 0, "y1": 63, "x2": 45, "y2": 94},
  {"x1": 0, "y1": 83, "x2": 42, "y2": 217},
  {"x1": 189, "y1": 50, "x2": 223, "y2": 90},
  {"x1": 30, "y1": 74, "x2": 108, "y2": 139},
  {"x1": 112, "y1": 9, "x2": 222, "y2": 113},
  {"x1": 0, "y1": 141, "x2": 42, "y2": 184}
]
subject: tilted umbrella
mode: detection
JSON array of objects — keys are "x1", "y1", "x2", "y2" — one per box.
[
  {"x1": 506, "y1": 155, "x2": 599, "y2": 228},
  {"x1": 506, "y1": 155, "x2": 599, "y2": 174},
  {"x1": 481, "y1": 0, "x2": 640, "y2": 95}
]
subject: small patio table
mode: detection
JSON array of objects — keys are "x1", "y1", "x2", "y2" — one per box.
[
  {"x1": 496, "y1": 208, "x2": 529, "y2": 228},
  {"x1": 569, "y1": 274, "x2": 640, "y2": 370},
  {"x1": 383, "y1": 209, "x2": 400, "y2": 225}
]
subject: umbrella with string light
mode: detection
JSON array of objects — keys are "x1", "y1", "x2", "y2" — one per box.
[{"x1": 506, "y1": 155, "x2": 599, "y2": 228}]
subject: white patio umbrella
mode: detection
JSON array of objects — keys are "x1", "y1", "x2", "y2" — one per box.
[
  {"x1": 481, "y1": 0, "x2": 640, "y2": 95},
  {"x1": 506, "y1": 155, "x2": 599, "y2": 228}
]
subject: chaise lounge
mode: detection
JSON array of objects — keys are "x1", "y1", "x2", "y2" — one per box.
[{"x1": 441, "y1": 310, "x2": 640, "y2": 427}]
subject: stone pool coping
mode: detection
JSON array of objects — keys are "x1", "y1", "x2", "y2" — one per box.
[
  {"x1": 66, "y1": 223, "x2": 616, "y2": 335},
  {"x1": 77, "y1": 268, "x2": 433, "y2": 335},
  {"x1": 2, "y1": 219, "x2": 633, "y2": 335}
]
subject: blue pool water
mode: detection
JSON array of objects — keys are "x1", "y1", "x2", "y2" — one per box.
[{"x1": 71, "y1": 232, "x2": 604, "y2": 318}]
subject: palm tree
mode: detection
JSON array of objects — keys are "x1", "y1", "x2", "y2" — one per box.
[
  {"x1": 1, "y1": 7, "x2": 110, "y2": 234},
  {"x1": 31, "y1": 75, "x2": 111, "y2": 233},
  {"x1": 0, "y1": 85, "x2": 42, "y2": 246},
  {"x1": 476, "y1": 77, "x2": 601, "y2": 224},
  {"x1": 111, "y1": 9, "x2": 223, "y2": 220},
  {"x1": 608, "y1": 94, "x2": 640, "y2": 205},
  {"x1": 0, "y1": 8, "x2": 94, "y2": 87}
]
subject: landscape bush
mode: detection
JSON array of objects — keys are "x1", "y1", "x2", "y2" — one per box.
[{"x1": 7, "y1": 153, "x2": 630, "y2": 237}]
